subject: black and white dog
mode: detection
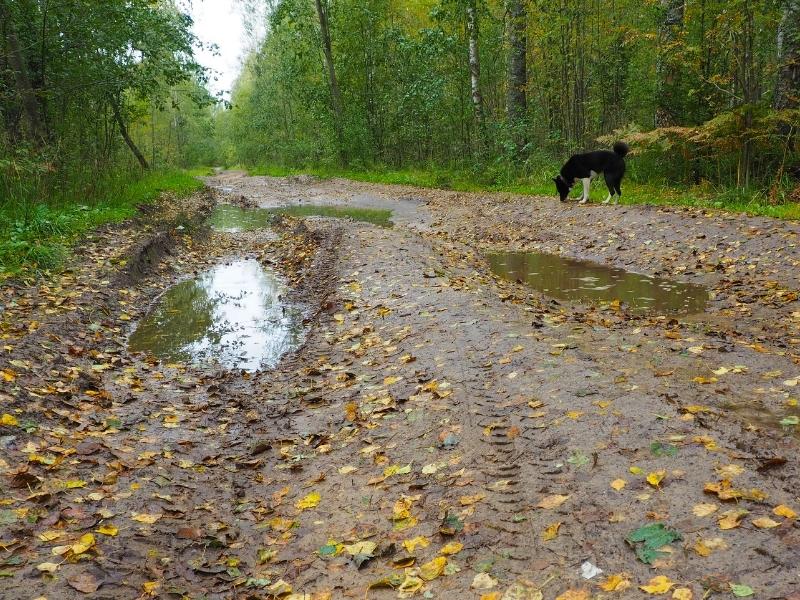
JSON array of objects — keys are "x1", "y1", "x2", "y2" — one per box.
[{"x1": 554, "y1": 141, "x2": 629, "y2": 204}]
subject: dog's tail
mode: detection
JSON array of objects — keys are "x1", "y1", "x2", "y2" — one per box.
[{"x1": 613, "y1": 141, "x2": 630, "y2": 158}]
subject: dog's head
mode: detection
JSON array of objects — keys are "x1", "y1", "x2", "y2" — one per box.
[{"x1": 553, "y1": 175, "x2": 571, "y2": 202}]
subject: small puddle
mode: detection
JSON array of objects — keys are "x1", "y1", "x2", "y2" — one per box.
[
  {"x1": 128, "y1": 259, "x2": 303, "y2": 371},
  {"x1": 208, "y1": 204, "x2": 274, "y2": 232},
  {"x1": 208, "y1": 204, "x2": 393, "y2": 232},
  {"x1": 725, "y1": 402, "x2": 800, "y2": 439},
  {"x1": 487, "y1": 251, "x2": 708, "y2": 315}
]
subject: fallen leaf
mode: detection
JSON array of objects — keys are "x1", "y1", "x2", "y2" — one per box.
[
  {"x1": 718, "y1": 509, "x2": 748, "y2": 530},
  {"x1": 418, "y1": 556, "x2": 447, "y2": 581},
  {"x1": 537, "y1": 494, "x2": 569, "y2": 509},
  {"x1": 36, "y1": 562, "x2": 60, "y2": 573},
  {"x1": 626, "y1": 523, "x2": 681, "y2": 564},
  {"x1": 555, "y1": 590, "x2": 590, "y2": 600},
  {"x1": 69, "y1": 533, "x2": 96, "y2": 556},
  {"x1": 672, "y1": 588, "x2": 693, "y2": 600},
  {"x1": 338, "y1": 465, "x2": 358, "y2": 474},
  {"x1": 646, "y1": 470, "x2": 666, "y2": 487},
  {"x1": 599, "y1": 573, "x2": 631, "y2": 592},
  {"x1": 640, "y1": 575, "x2": 674, "y2": 594},
  {"x1": 752, "y1": 517, "x2": 781, "y2": 529},
  {"x1": 296, "y1": 491, "x2": 321, "y2": 510},
  {"x1": 67, "y1": 572, "x2": 100, "y2": 593},
  {"x1": 1, "y1": 414, "x2": 18, "y2": 427},
  {"x1": 95, "y1": 524, "x2": 118, "y2": 536},
  {"x1": 610, "y1": 479, "x2": 627, "y2": 491},
  {"x1": 460, "y1": 493, "x2": 485, "y2": 506},
  {"x1": 692, "y1": 503, "x2": 718, "y2": 517},
  {"x1": 402, "y1": 536, "x2": 429, "y2": 553},
  {"x1": 471, "y1": 573, "x2": 498, "y2": 590},
  {"x1": 774, "y1": 504, "x2": 797, "y2": 519},
  {"x1": 343, "y1": 541, "x2": 377, "y2": 556},
  {"x1": 131, "y1": 512, "x2": 162, "y2": 524},
  {"x1": 500, "y1": 582, "x2": 543, "y2": 600},
  {"x1": 542, "y1": 522, "x2": 562, "y2": 541},
  {"x1": 730, "y1": 583, "x2": 754, "y2": 597},
  {"x1": 440, "y1": 541, "x2": 463, "y2": 555}
]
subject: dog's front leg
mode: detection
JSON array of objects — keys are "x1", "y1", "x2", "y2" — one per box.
[{"x1": 579, "y1": 178, "x2": 590, "y2": 204}]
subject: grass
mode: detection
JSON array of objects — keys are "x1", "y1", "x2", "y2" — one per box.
[
  {"x1": 0, "y1": 169, "x2": 205, "y2": 276},
  {"x1": 247, "y1": 164, "x2": 800, "y2": 221}
]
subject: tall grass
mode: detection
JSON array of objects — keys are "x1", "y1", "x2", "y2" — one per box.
[{"x1": 0, "y1": 169, "x2": 204, "y2": 275}]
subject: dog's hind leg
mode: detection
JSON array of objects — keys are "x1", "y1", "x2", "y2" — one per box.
[
  {"x1": 602, "y1": 173, "x2": 616, "y2": 204},
  {"x1": 579, "y1": 178, "x2": 591, "y2": 204},
  {"x1": 614, "y1": 178, "x2": 623, "y2": 204}
]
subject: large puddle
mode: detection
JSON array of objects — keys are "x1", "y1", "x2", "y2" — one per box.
[
  {"x1": 487, "y1": 251, "x2": 708, "y2": 315},
  {"x1": 128, "y1": 259, "x2": 303, "y2": 371},
  {"x1": 208, "y1": 204, "x2": 392, "y2": 232}
]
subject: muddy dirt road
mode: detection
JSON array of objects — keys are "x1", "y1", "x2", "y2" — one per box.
[{"x1": 1, "y1": 174, "x2": 799, "y2": 599}]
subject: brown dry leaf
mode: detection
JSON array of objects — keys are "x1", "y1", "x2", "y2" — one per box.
[
  {"x1": 640, "y1": 575, "x2": 674, "y2": 594},
  {"x1": 599, "y1": 573, "x2": 632, "y2": 592},
  {"x1": 537, "y1": 494, "x2": 569, "y2": 509},
  {"x1": 67, "y1": 572, "x2": 100, "y2": 594}
]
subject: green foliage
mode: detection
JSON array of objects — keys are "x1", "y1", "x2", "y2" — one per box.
[
  {"x1": 626, "y1": 523, "x2": 682, "y2": 564},
  {"x1": 0, "y1": 170, "x2": 203, "y2": 275}
]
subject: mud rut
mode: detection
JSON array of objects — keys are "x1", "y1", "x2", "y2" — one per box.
[{"x1": 1, "y1": 175, "x2": 800, "y2": 600}]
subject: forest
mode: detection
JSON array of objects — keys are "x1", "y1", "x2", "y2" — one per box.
[{"x1": 1, "y1": 0, "x2": 800, "y2": 273}]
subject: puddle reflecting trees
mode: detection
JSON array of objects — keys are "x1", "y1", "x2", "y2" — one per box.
[{"x1": 128, "y1": 260, "x2": 303, "y2": 371}]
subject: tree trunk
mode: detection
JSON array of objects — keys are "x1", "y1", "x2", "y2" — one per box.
[
  {"x1": 655, "y1": 0, "x2": 685, "y2": 127},
  {"x1": 111, "y1": 99, "x2": 149, "y2": 170},
  {"x1": 506, "y1": 0, "x2": 527, "y2": 158},
  {"x1": 314, "y1": 0, "x2": 347, "y2": 164},
  {"x1": 466, "y1": 0, "x2": 485, "y2": 145},
  {"x1": 775, "y1": 0, "x2": 800, "y2": 126},
  {"x1": 1, "y1": 1, "x2": 44, "y2": 141}
]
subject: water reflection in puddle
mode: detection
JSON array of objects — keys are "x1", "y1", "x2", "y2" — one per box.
[
  {"x1": 128, "y1": 259, "x2": 303, "y2": 371},
  {"x1": 487, "y1": 251, "x2": 708, "y2": 315},
  {"x1": 208, "y1": 204, "x2": 393, "y2": 232}
]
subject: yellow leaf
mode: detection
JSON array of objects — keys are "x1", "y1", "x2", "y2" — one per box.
[
  {"x1": 481, "y1": 594, "x2": 500, "y2": 600},
  {"x1": 1, "y1": 413, "x2": 18, "y2": 426},
  {"x1": 344, "y1": 402, "x2": 358, "y2": 422},
  {"x1": 383, "y1": 375, "x2": 401, "y2": 385},
  {"x1": 555, "y1": 590, "x2": 590, "y2": 600},
  {"x1": 752, "y1": 517, "x2": 781, "y2": 529},
  {"x1": 692, "y1": 376, "x2": 718, "y2": 385},
  {"x1": 694, "y1": 539, "x2": 712, "y2": 557},
  {"x1": 471, "y1": 573, "x2": 498, "y2": 590},
  {"x1": 566, "y1": 411, "x2": 584, "y2": 420},
  {"x1": 718, "y1": 509, "x2": 748, "y2": 530},
  {"x1": 418, "y1": 556, "x2": 447, "y2": 581},
  {"x1": 672, "y1": 588, "x2": 693, "y2": 600},
  {"x1": 383, "y1": 464, "x2": 412, "y2": 477},
  {"x1": 296, "y1": 491, "x2": 321, "y2": 510},
  {"x1": 537, "y1": 494, "x2": 569, "y2": 509},
  {"x1": 65, "y1": 480, "x2": 86, "y2": 489},
  {"x1": 69, "y1": 533, "x2": 95, "y2": 555},
  {"x1": 38, "y1": 530, "x2": 63, "y2": 542},
  {"x1": 95, "y1": 524, "x2": 118, "y2": 536},
  {"x1": 343, "y1": 541, "x2": 377, "y2": 556},
  {"x1": 715, "y1": 464, "x2": 744, "y2": 478},
  {"x1": 610, "y1": 479, "x2": 627, "y2": 491},
  {"x1": 629, "y1": 466, "x2": 643, "y2": 475},
  {"x1": 440, "y1": 541, "x2": 463, "y2": 555},
  {"x1": 1, "y1": 370, "x2": 16, "y2": 382},
  {"x1": 646, "y1": 470, "x2": 666, "y2": 487},
  {"x1": 338, "y1": 465, "x2": 358, "y2": 474},
  {"x1": 460, "y1": 493, "x2": 485, "y2": 506},
  {"x1": 142, "y1": 581, "x2": 160, "y2": 595},
  {"x1": 131, "y1": 512, "x2": 162, "y2": 524},
  {"x1": 542, "y1": 522, "x2": 562, "y2": 541},
  {"x1": 640, "y1": 575, "x2": 674, "y2": 594},
  {"x1": 774, "y1": 504, "x2": 797, "y2": 519},
  {"x1": 599, "y1": 573, "x2": 632, "y2": 592},
  {"x1": 36, "y1": 562, "x2": 60, "y2": 573},
  {"x1": 692, "y1": 503, "x2": 718, "y2": 517},
  {"x1": 402, "y1": 536, "x2": 430, "y2": 553}
]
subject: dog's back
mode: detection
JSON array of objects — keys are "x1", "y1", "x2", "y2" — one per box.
[{"x1": 555, "y1": 142, "x2": 629, "y2": 203}]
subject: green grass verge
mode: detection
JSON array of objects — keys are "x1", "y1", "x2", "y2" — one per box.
[
  {"x1": 246, "y1": 164, "x2": 800, "y2": 221},
  {"x1": 0, "y1": 169, "x2": 204, "y2": 276}
]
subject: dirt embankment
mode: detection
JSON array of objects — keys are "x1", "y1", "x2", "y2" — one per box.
[{"x1": 1, "y1": 176, "x2": 799, "y2": 600}]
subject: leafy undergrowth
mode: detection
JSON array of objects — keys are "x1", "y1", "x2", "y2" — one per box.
[
  {"x1": 0, "y1": 170, "x2": 204, "y2": 276},
  {"x1": 246, "y1": 164, "x2": 800, "y2": 221}
]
